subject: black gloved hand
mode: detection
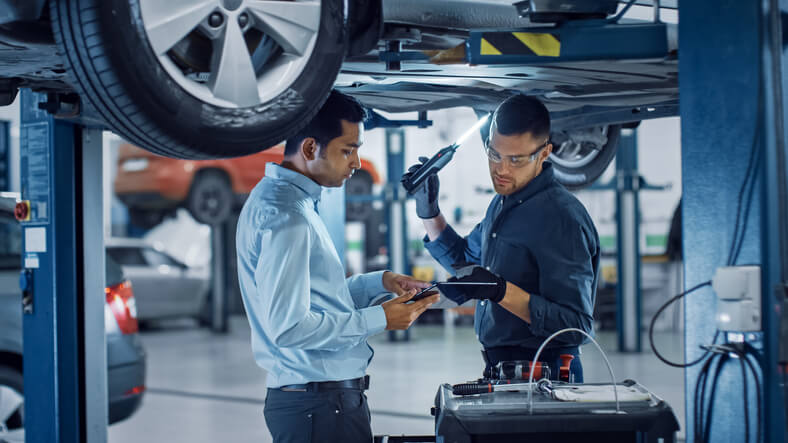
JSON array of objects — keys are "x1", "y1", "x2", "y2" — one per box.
[
  {"x1": 401, "y1": 157, "x2": 440, "y2": 219},
  {"x1": 446, "y1": 264, "x2": 507, "y2": 303}
]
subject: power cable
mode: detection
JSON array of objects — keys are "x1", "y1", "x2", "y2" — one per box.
[
  {"x1": 726, "y1": 128, "x2": 762, "y2": 266},
  {"x1": 649, "y1": 281, "x2": 715, "y2": 367},
  {"x1": 693, "y1": 343, "x2": 763, "y2": 443}
]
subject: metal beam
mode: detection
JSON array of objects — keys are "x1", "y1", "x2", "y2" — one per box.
[
  {"x1": 20, "y1": 90, "x2": 90, "y2": 443},
  {"x1": 679, "y1": 1, "x2": 784, "y2": 441},
  {"x1": 467, "y1": 22, "x2": 668, "y2": 65},
  {"x1": 615, "y1": 129, "x2": 642, "y2": 353}
]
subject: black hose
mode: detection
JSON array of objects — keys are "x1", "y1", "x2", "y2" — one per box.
[{"x1": 649, "y1": 281, "x2": 714, "y2": 367}]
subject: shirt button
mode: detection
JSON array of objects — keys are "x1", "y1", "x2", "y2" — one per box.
[
  {"x1": 491, "y1": 233, "x2": 497, "y2": 238},
  {"x1": 480, "y1": 301, "x2": 486, "y2": 306},
  {"x1": 335, "y1": 409, "x2": 340, "y2": 414},
  {"x1": 486, "y1": 266, "x2": 491, "y2": 271}
]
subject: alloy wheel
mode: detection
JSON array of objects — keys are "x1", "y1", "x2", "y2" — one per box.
[{"x1": 139, "y1": 0, "x2": 321, "y2": 108}]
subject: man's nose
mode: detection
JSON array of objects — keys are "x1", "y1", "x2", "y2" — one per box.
[
  {"x1": 351, "y1": 151, "x2": 361, "y2": 169},
  {"x1": 492, "y1": 159, "x2": 510, "y2": 174}
]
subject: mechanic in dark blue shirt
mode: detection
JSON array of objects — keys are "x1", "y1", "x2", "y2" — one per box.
[{"x1": 403, "y1": 95, "x2": 600, "y2": 382}]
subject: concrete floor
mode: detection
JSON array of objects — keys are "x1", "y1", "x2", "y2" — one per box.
[{"x1": 108, "y1": 316, "x2": 687, "y2": 442}]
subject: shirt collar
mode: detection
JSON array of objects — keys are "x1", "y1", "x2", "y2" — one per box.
[
  {"x1": 265, "y1": 163, "x2": 323, "y2": 203},
  {"x1": 503, "y1": 162, "x2": 556, "y2": 205}
]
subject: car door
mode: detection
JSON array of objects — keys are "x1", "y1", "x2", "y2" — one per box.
[
  {"x1": 107, "y1": 246, "x2": 172, "y2": 320},
  {"x1": 139, "y1": 248, "x2": 207, "y2": 318}
]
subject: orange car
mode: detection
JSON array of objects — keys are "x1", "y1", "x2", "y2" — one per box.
[{"x1": 114, "y1": 144, "x2": 381, "y2": 227}]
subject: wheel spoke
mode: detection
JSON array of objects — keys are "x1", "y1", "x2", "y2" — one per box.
[
  {"x1": 0, "y1": 386, "x2": 23, "y2": 427},
  {"x1": 209, "y1": 20, "x2": 261, "y2": 107},
  {"x1": 247, "y1": 0, "x2": 320, "y2": 56},
  {"x1": 141, "y1": 0, "x2": 219, "y2": 55},
  {"x1": 257, "y1": 53, "x2": 301, "y2": 87}
]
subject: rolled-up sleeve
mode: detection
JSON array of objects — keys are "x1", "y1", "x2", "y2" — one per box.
[
  {"x1": 254, "y1": 220, "x2": 385, "y2": 351},
  {"x1": 527, "y1": 223, "x2": 596, "y2": 345},
  {"x1": 423, "y1": 224, "x2": 483, "y2": 274}
]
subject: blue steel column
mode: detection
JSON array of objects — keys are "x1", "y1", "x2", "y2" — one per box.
[
  {"x1": 19, "y1": 90, "x2": 83, "y2": 442},
  {"x1": 385, "y1": 128, "x2": 410, "y2": 341},
  {"x1": 760, "y1": 0, "x2": 788, "y2": 439},
  {"x1": 385, "y1": 128, "x2": 409, "y2": 276},
  {"x1": 615, "y1": 129, "x2": 642, "y2": 353},
  {"x1": 679, "y1": 2, "x2": 783, "y2": 442}
]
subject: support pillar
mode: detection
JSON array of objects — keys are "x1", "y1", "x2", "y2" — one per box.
[
  {"x1": 679, "y1": 1, "x2": 786, "y2": 441},
  {"x1": 615, "y1": 129, "x2": 642, "y2": 353},
  {"x1": 19, "y1": 90, "x2": 106, "y2": 442}
]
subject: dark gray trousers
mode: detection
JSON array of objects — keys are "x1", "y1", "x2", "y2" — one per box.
[{"x1": 264, "y1": 388, "x2": 373, "y2": 443}]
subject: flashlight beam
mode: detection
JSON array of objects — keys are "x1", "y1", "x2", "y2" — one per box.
[{"x1": 454, "y1": 114, "x2": 490, "y2": 147}]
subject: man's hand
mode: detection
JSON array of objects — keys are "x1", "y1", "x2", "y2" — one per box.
[
  {"x1": 401, "y1": 157, "x2": 440, "y2": 219},
  {"x1": 382, "y1": 290, "x2": 440, "y2": 330},
  {"x1": 382, "y1": 271, "x2": 431, "y2": 296},
  {"x1": 447, "y1": 265, "x2": 507, "y2": 303}
]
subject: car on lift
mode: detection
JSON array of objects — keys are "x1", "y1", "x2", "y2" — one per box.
[
  {"x1": 0, "y1": 205, "x2": 146, "y2": 440},
  {"x1": 106, "y1": 238, "x2": 211, "y2": 324},
  {"x1": 0, "y1": 0, "x2": 676, "y2": 188},
  {"x1": 113, "y1": 142, "x2": 382, "y2": 227}
]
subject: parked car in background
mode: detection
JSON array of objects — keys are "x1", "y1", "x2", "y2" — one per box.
[
  {"x1": 0, "y1": 208, "x2": 146, "y2": 440},
  {"x1": 106, "y1": 238, "x2": 210, "y2": 323},
  {"x1": 114, "y1": 143, "x2": 382, "y2": 227}
]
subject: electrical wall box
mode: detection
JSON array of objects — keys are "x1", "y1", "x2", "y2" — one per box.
[{"x1": 712, "y1": 266, "x2": 761, "y2": 332}]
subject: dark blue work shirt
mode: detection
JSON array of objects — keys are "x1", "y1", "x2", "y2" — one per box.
[{"x1": 424, "y1": 163, "x2": 600, "y2": 349}]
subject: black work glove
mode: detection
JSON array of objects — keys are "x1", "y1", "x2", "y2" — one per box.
[
  {"x1": 446, "y1": 264, "x2": 508, "y2": 303},
  {"x1": 401, "y1": 157, "x2": 440, "y2": 219}
]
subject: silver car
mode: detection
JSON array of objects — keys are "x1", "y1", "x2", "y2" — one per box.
[
  {"x1": 0, "y1": 214, "x2": 146, "y2": 441},
  {"x1": 105, "y1": 238, "x2": 210, "y2": 322}
]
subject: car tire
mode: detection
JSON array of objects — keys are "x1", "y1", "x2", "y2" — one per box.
[
  {"x1": 187, "y1": 170, "x2": 234, "y2": 225},
  {"x1": 50, "y1": 0, "x2": 348, "y2": 159},
  {"x1": 345, "y1": 171, "x2": 373, "y2": 222},
  {"x1": 128, "y1": 209, "x2": 166, "y2": 230},
  {"x1": 550, "y1": 125, "x2": 622, "y2": 190},
  {"x1": 0, "y1": 365, "x2": 24, "y2": 434}
]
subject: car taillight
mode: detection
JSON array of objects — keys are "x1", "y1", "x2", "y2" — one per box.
[
  {"x1": 105, "y1": 280, "x2": 138, "y2": 334},
  {"x1": 125, "y1": 385, "x2": 146, "y2": 396}
]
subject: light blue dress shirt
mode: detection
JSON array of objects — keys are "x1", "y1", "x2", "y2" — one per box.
[{"x1": 236, "y1": 163, "x2": 389, "y2": 388}]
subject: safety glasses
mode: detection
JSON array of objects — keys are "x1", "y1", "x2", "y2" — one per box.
[{"x1": 484, "y1": 138, "x2": 550, "y2": 168}]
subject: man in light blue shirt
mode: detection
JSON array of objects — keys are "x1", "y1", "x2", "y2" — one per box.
[{"x1": 237, "y1": 90, "x2": 438, "y2": 443}]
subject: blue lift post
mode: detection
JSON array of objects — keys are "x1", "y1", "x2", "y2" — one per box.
[
  {"x1": 680, "y1": 1, "x2": 786, "y2": 442},
  {"x1": 19, "y1": 90, "x2": 107, "y2": 442},
  {"x1": 385, "y1": 127, "x2": 410, "y2": 342},
  {"x1": 615, "y1": 129, "x2": 642, "y2": 353}
]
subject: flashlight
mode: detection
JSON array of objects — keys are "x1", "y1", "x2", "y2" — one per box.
[{"x1": 401, "y1": 114, "x2": 490, "y2": 194}]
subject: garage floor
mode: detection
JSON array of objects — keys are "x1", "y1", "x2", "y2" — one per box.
[{"x1": 108, "y1": 316, "x2": 687, "y2": 442}]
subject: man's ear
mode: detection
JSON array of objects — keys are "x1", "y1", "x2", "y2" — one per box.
[
  {"x1": 301, "y1": 137, "x2": 318, "y2": 161},
  {"x1": 541, "y1": 143, "x2": 553, "y2": 161}
]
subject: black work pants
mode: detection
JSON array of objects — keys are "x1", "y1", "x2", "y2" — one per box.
[{"x1": 264, "y1": 387, "x2": 373, "y2": 443}]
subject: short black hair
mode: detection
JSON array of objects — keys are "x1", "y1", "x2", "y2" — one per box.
[
  {"x1": 284, "y1": 90, "x2": 367, "y2": 156},
  {"x1": 492, "y1": 94, "x2": 550, "y2": 139}
]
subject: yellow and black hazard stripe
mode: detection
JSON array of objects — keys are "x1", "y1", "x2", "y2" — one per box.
[{"x1": 480, "y1": 32, "x2": 561, "y2": 57}]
